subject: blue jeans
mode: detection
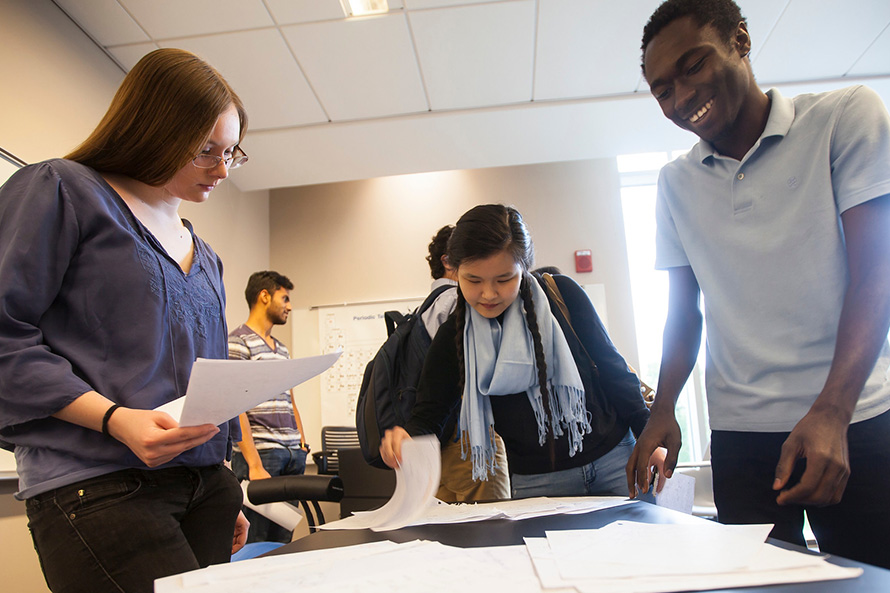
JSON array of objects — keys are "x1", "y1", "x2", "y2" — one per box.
[
  {"x1": 26, "y1": 464, "x2": 242, "y2": 593},
  {"x1": 511, "y1": 430, "x2": 636, "y2": 498},
  {"x1": 712, "y1": 408, "x2": 890, "y2": 569},
  {"x1": 232, "y1": 446, "x2": 307, "y2": 543}
]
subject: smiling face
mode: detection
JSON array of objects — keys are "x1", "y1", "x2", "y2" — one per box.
[
  {"x1": 266, "y1": 287, "x2": 292, "y2": 325},
  {"x1": 643, "y1": 16, "x2": 765, "y2": 158},
  {"x1": 164, "y1": 103, "x2": 241, "y2": 203},
  {"x1": 458, "y1": 249, "x2": 523, "y2": 319}
]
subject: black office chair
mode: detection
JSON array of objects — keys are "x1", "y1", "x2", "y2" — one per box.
[
  {"x1": 337, "y1": 447, "x2": 396, "y2": 518},
  {"x1": 311, "y1": 426, "x2": 360, "y2": 475},
  {"x1": 245, "y1": 474, "x2": 344, "y2": 533}
]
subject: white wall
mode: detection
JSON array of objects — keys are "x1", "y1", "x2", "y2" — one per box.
[
  {"x1": 268, "y1": 158, "x2": 639, "y2": 451},
  {"x1": 0, "y1": 0, "x2": 123, "y2": 161}
]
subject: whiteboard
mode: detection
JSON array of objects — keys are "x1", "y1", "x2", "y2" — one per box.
[{"x1": 316, "y1": 299, "x2": 423, "y2": 427}]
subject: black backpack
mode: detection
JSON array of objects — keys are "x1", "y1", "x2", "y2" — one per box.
[{"x1": 355, "y1": 285, "x2": 453, "y2": 468}]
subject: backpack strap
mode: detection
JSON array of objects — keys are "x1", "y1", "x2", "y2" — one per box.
[
  {"x1": 539, "y1": 273, "x2": 596, "y2": 375},
  {"x1": 384, "y1": 311, "x2": 405, "y2": 337},
  {"x1": 540, "y1": 273, "x2": 572, "y2": 324},
  {"x1": 418, "y1": 283, "x2": 454, "y2": 314},
  {"x1": 541, "y1": 273, "x2": 655, "y2": 405},
  {"x1": 382, "y1": 284, "x2": 453, "y2": 337}
]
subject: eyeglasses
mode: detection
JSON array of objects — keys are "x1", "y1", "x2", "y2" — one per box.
[{"x1": 192, "y1": 146, "x2": 249, "y2": 169}]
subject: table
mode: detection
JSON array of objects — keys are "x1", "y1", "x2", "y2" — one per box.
[{"x1": 270, "y1": 501, "x2": 890, "y2": 592}]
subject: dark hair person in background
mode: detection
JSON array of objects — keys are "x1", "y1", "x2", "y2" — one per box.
[
  {"x1": 627, "y1": 0, "x2": 890, "y2": 568},
  {"x1": 382, "y1": 204, "x2": 663, "y2": 498},
  {"x1": 230, "y1": 270, "x2": 311, "y2": 544},
  {"x1": 0, "y1": 48, "x2": 251, "y2": 592}
]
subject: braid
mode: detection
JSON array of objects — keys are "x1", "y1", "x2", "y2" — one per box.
[
  {"x1": 454, "y1": 288, "x2": 467, "y2": 399},
  {"x1": 521, "y1": 274, "x2": 553, "y2": 434}
]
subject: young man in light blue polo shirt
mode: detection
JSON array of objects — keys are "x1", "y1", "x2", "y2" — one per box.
[{"x1": 626, "y1": 0, "x2": 890, "y2": 569}]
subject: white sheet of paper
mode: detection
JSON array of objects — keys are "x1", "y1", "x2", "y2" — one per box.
[
  {"x1": 317, "y1": 434, "x2": 441, "y2": 532},
  {"x1": 155, "y1": 352, "x2": 340, "y2": 427},
  {"x1": 157, "y1": 540, "x2": 555, "y2": 593},
  {"x1": 547, "y1": 521, "x2": 773, "y2": 579},
  {"x1": 654, "y1": 471, "x2": 695, "y2": 514},
  {"x1": 525, "y1": 535, "x2": 862, "y2": 593}
]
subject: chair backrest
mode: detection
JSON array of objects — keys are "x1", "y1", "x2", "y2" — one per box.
[
  {"x1": 336, "y1": 447, "x2": 396, "y2": 518},
  {"x1": 319, "y1": 426, "x2": 360, "y2": 474}
]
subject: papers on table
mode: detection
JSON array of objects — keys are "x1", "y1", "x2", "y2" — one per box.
[
  {"x1": 525, "y1": 520, "x2": 862, "y2": 593},
  {"x1": 155, "y1": 352, "x2": 341, "y2": 427},
  {"x1": 546, "y1": 522, "x2": 774, "y2": 579},
  {"x1": 156, "y1": 527, "x2": 862, "y2": 593},
  {"x1": 321, "y1": 495, "x2": 635, "y2": 531},
  {"x1": 156, "y1": 540, "x2": 557, "y2": 593}
]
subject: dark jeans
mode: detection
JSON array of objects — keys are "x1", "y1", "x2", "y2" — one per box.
[
  {"x1": 26, "y1": 464, "x2": 242, "y2": 593},
  {"x1": 711, "y1": 409, "x2": 890, "y2": 569},
  {"x1": 232, "y1": 446, "x2": 307, "y2": 544}
]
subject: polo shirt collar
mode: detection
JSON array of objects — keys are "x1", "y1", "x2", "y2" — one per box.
[{"x1": 693, "y1": 87, "x2": 795, "y2": 163}]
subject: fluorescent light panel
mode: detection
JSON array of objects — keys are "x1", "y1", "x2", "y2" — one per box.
[{"x1": 341, "y1": 0, "x2": 389, "y2": 17}]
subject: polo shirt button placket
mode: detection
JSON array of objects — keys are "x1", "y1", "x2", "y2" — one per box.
[{"x1": 732, "y1": 169, "x2": 752, "y2": 213}]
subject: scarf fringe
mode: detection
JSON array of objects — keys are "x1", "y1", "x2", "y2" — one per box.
[
  {"x1": 461, "y1": 426, "x2": 498, "y2": 481},
  {"x1": 529, "y1": 383, "x2": 592, "y2": 455}
]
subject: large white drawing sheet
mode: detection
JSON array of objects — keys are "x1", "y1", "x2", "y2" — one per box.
[{"x1": 157, "y1": 352, "x2": 341, "y2": 427}]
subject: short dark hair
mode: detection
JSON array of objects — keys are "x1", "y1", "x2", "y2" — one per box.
[
  {"x1": 641, "y1": 0, "x2": 746, "y2": 73},
  {"x1": 426, "y1": 225, "x2": 455, "y2": 280},
  {"x1": 245, "y1": 271, "x2": 293, "y2": 308}
]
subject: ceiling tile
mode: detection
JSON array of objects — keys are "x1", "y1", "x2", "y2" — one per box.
[
  {"x1": 118, "y1": 0, "x2": 274, "y2": 39},
  {"x1": 160, "y1": 30, "x2": 327, "y2": 130},
  {"x1": 281, "y1": 14, "x2": 428, "y2": 121},
  {"x1": 847, "y1": 24, "x2": 890, "y2": 77},
  {"x1": 106, "y1": 42, "x2": 160, "y2": 70},
  {"x1": 54, "y1": 0, "x2": 149, "y2": 46},
  {"x1": 410, "y1": 0, "x2": 536, "y2": 110},
  {"x1": 535, "y1": 0, "x2": 662, "y2": 100},
  {"x1": 752, "y1": 0, "x2": 890, "y2": 83},
  {"x1": 732, "y1": 0, "x2": 788, "y2": 63},
  {"x1": 265, "y1": 0, "x2": 346, "y2": 24}
]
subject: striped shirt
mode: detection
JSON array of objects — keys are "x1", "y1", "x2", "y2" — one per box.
[{"x1": 228, "y1": 324, "x2": 302, "y2": 450}]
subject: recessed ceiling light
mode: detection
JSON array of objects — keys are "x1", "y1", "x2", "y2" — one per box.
[{"x1": 341, "y1": 0, "x2": 389, "y2": 17}]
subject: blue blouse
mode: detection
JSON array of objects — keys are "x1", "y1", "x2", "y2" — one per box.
[{"x1": 0, "y1": 159, "x2": 238, "y2": 498}]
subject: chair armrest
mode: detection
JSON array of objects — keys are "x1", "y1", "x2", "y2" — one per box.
[{"x1": 246, "y1": 475, "x2": 344, "y2": 505}]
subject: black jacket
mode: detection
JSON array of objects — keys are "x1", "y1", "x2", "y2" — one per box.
[{"x1": 405, "y1": 275, "x2": 649, "y2": 475}]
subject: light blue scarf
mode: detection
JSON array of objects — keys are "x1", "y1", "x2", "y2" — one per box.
[{"x1": 460, "y1": 278, "x2": 592, "y2": 481}]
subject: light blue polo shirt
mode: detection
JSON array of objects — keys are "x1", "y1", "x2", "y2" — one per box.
[{"x1": 655, "y1": 86, "x2": 890, "y2": 432}]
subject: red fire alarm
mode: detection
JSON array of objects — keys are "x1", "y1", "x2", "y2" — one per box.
[{"x1": 574, "y1": 250, "x2": 593, "y2": 273}]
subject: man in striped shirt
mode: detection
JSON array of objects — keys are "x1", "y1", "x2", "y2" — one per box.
[{"x1": 230, "y1": 271, "x2": 309, "y2": 543}]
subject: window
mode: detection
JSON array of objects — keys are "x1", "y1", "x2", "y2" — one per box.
[{"x1": 618, "y1": 152, "x2": 709, "y2": 463}]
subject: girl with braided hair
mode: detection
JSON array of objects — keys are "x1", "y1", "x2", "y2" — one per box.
[{"x1": 380, "y1": 204, "x2": 665, "y2": 498}]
